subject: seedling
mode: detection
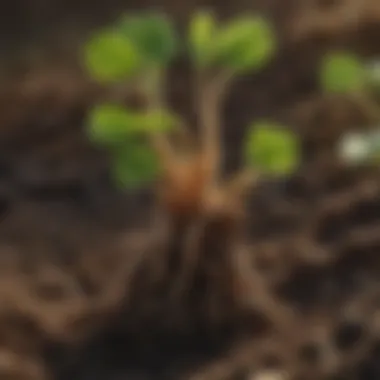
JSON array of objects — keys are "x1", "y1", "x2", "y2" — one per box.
[
  {"x1": 83, "y1": 10, "x2": 299, "y2": 217},
  {"x1": 319, "y1": 51, "x2": 380, "y2": 165}
]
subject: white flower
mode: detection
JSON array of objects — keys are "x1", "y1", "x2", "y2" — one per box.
[
  {"x1": 338, "y1": 132, "x2": 371, "y2": 163},
  {"x1": 366, "y1": 60, "x2": 380, "y2": 84}
]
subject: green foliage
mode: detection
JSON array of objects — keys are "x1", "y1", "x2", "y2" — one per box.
[
  {"x1": 214, "y1": 16, "x2": 276, "y2": 73},
  {"x1": 188, "y1": 11, "x2": 218, "y2": 68},
  {"x1": 83, "y1": 12, "x2": 182, "y2": 188},
  {"x1": 188, "y1": 13, "x2": 276, "y2": 73},
  {"x1": 84, "y1": 11, "x2": 276, "y2": 81},
  {"x1": 245, "y1": 121, "x2": 299, "y2": 175},
  {"x1": 319, "y1": 52, "x2": 380, "y2": 166},
  {"x1": 83, "y1": 30, "x2": 141, "y2": 83},
  {"x1": 87, "y1": 104, "x2": 135, "y2": 144},
  {"x1": 111, "y1": 141, "x2": 160, "y2": 188},
  {"x1": 83, "y1": 11, "x2": 282, "y2": 188},
  {"x1": 88, "y1": 104, "x2": 178, "y2": 145},
  {"x1": 142, "y1": 109, "x2": 179, "y2": 133},
  {"x1": 117, "y1": 12, "x2": 178, "y2": 66},
  {"x1": 84, "y1": 11, "x2": 178, "y2": 85},
  {"x1": 87, "y1": 102, "x2": 178, "y2": 187},
  {"x1": 320, "y1": 52, "x2": 366, "y2": 94}
]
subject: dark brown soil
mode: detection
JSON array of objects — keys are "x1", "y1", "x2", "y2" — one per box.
[{"x1": 0, "y1": 0, "x2": 379, "y2": 379}]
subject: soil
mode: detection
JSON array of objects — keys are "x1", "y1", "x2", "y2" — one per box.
[{"x1": 0, "y1": 0, "x2": 379, "y2": 379}]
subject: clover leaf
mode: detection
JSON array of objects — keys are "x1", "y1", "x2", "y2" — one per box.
[
  {"x1": 83, "y1": 30, "x2": 141, "y2": 83},
  {"x1": 245, "y1": 121, "x2": 299, "y2": 175},
  {"x1": 188, "y1": 10, "x2": 218, "y2": 68},
  {"x1": 320, "y1": 52, "x2": 366, "y2": 94},
  {"x1": 214, "y1": 16, "x2": 276, "y2": 73},
  {"x1": 117, "y1": 12, "x2": 178, "y2": 66},
  {"x1": 111, "y1": 141, "x2": 160, "y2": 188}
]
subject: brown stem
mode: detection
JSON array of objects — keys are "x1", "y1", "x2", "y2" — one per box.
[
  {"x1": 225, "y1": 168, "x2": 259, "y2": 201},
  {"x1": 140, "y1": 69, "x2": 177, "y2": 170},
  {"x1": 350, "y1": 91, "x2": 380, "y2": 123},
  {"x1": 195, "y1": 70, "x2": 232, "y2": 187}
]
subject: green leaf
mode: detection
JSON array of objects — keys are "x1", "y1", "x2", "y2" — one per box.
[
  {"x1": 245, "y1": 121, "x2": 299, "y2": 175},
  {"x1": 111, "y1": 141, "x2": 160, "y2": 187},
  {"x1": 142, "y1": 109, "x2": 179, "y2": 133},
  {"x1": 83, "y1": 30, "x2": 141, "y2": 83},
  {"x1": 87, "y1": 105, "x2": 178, "y2": 145},
  {"x1": 87, "y1": 104, "x2": 141, "y2": 145},
  {"x1": 117, "y1": 12, "x2": 178, "y2": 66},
  {"x1": 188, "y1": 10, "x2": 218, "y2": 67},
  {"x1": 214, "y1": 16, "x2": 276, "y2": 73},
  {"x1": 320, "y1": 52, "x2": 366, "y2": 93}
]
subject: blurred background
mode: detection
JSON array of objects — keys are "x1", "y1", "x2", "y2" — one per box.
[{"x1": 0, "y1": 1, "x2": 380, "y2": 380}]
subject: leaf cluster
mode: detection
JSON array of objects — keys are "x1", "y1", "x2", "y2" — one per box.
[{"x1": 83, "y1": 10, "x2": 299, "y2": 188}]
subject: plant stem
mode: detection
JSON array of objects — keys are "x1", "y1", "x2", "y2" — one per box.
[
  {"x1": 225, "y1": 168, "x2": 259, "y2": 199},
  {"x1": 195, "y1": 70, "x2": 232, "y2": 187},
  {"x1": 351, "y1": 91, "x2": 380, "y2": 122},
  {"x1": 141, "y1": 68, "x2": 176, "y2": 168}
]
